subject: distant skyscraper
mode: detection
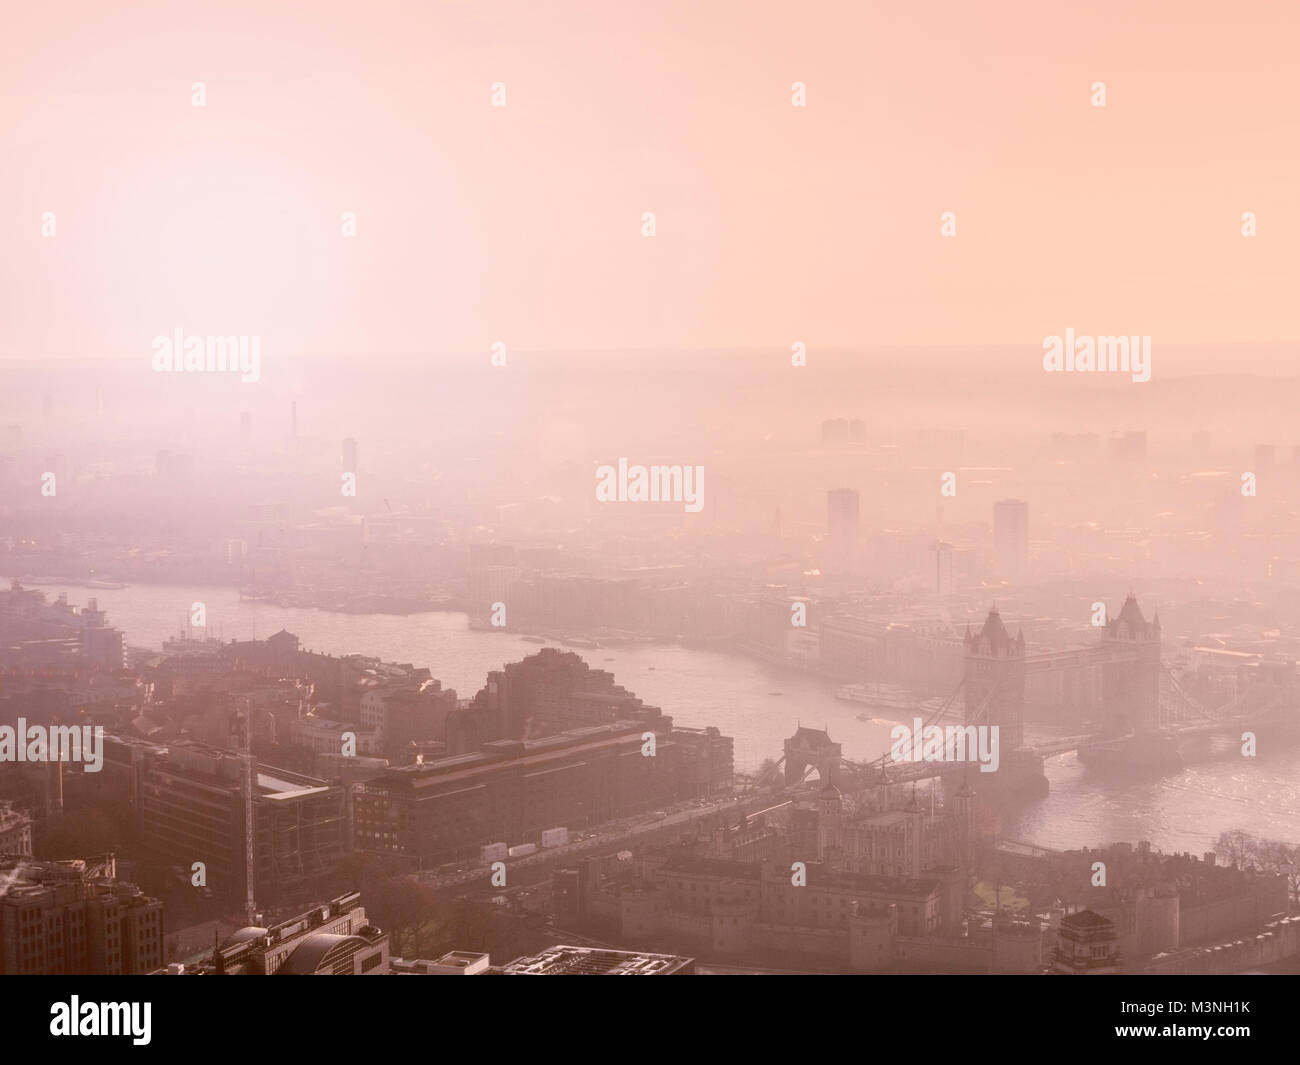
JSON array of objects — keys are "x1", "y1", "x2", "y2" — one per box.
[
  {"x1": 1255, "y1": 444, "x2": 1275, "y2": 470},
  {"x1": 1107, "y1": 431, "x2": 1147, "y2": 463},
  {"x1": 820, "y1": 419, "x2": 866, "y2": 445},
  {"x1": 932, "y1": 540, "x2": 955, "y2": 596},
  {"x1": 1050, "y1": 432, "x2": 1100, "y2": 459},
  {"x1": 342, "y1": 437, "x2": 358, "y2": 473},
  {"x1": 993, "y1": 499, "x2": 1028, "y2": 583},
  {"x1": 291, "y1": 401, "x2": 298, "y2": 438},
  {"x1": 240, "y1": 411, "x2": 252, "y2": 447},
  {"x1": 827, "y1": 489, "x2": 860, "y2": 577},
  {"x1": 822, "y1": 419, "x2": 848, "y2": 444}
]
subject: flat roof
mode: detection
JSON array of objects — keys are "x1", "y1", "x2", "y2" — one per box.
[
  {"x1": 502, "y1": 945, "x2": 693, "y2": 975},
  {"x1": 257, "y1": 773, "x2": 331, "y2": 800}
]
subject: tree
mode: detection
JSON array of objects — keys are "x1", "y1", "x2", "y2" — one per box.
[
  {"x1": 1257, "y1": 839, "x2": 1300, "y2": 905},
  {"x1": 359, "y1": 872, "x2": 436, "y2": 956},
  {"x1": 1215, "y1": 830, "x2": 1299, "y2": 906},
  {"x1": 421, "y1": 898, "x2": 534, "y2": 962},
  {"x1": 1214, "y1": 829, "x2": 1255, "y2": 868}
]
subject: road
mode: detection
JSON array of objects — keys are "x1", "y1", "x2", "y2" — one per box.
[{"x1": 414, "y1": 792, "x2": 755, "y2": 891}]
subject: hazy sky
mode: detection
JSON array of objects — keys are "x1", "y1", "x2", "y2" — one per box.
[{"x1": 3, "y1": 0, "x2": 1299, "y2": 361}]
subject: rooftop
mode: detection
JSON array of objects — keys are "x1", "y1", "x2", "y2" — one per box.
[{"x1": 501, "y1": 946, "x2": 693, "y2": 976}]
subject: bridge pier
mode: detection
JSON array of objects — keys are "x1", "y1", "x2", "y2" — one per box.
[{"x1": 941, "y1": 748, "x2": 1048, "y2": 802}]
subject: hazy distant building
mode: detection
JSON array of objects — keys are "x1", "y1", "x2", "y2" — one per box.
[
  {"x1": 155, "y1": 450, "x2": 195, "y2": 479},
  {"x1": 1050, "y1": 432, "x2": 1100, "y2": 459},
  {"x1": 827, "y1": 489, "x2": 860, "y2": 578},
  {"x1": 80, "y1": 598, "x2": 126, "y2": 668},
  {"x1": 1254, "y1": 444, "x2": 1275, "y2": 471},
  {"x1": 466, "y1": 542, "x2": 517, "y2": 625},
  {"x1": 1107, "y1": 431, "x2": 1147, "y2": 463},
  {"x1": 342, "y1": 437, "x2": 358, "y2": 473},
  {"x1": 457, "y1": 647, "x2": 671, "y2": 745},
  {"x1": 992, "y1": 499, "x2": 1028, "y2": 583},
  {"x1": 821, "y1": 419, "x2": 866, "y2": 445},
  {"x1": 932, "y1": 540, "x2": 955, "y2": 596}
]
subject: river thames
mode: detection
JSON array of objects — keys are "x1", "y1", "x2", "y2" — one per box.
[{"x1": 36, "y1": 582, "x2": 1300, "y2": 855}]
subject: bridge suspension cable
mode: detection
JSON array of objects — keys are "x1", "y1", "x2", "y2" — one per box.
[
  {"x1": 839, "y1": 675, "x2": 1008, "y2": 780},
  {"x1": 1161, "y1": 664, "x2": 1261, "y2": 724}
]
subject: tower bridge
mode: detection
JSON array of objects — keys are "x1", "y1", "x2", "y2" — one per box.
[{"x1": 760, "y1": 595, "x2": 1297, "y2": 798}]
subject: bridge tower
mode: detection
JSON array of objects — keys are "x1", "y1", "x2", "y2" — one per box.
[
  {"x1": 784, "y1": 727, "x2": 842, "y2": 787},
  {"x1": 817, "y1": 778, "x2": 844, "y2": 868},
  {"x1": 964, "y1": 606, "x2": 1025, "y2": 749},
  {"x1": 1100, "y1": 594, "x2": 1161, "y2": 734}
]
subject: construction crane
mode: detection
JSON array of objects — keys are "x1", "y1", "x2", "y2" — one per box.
[{"x1": 230, "y1": 705, "x2": 258, "y2": 927}]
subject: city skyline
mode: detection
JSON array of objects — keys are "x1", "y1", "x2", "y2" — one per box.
[{"x1": 3, "y1": 0, "x2": 1299, "y2": 1014}]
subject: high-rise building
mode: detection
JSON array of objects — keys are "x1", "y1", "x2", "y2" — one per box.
[
  {"x1": 932, "y1": 540, "x2": 955, "y2": 596},
  {"x1": 827, "y1": 489, "x2": 860, "y2": 577},
  {"x1": 1107, "y1": 431, "x2": 1147, "y2": 463},
  {"x1": 0, "y1": 855, "x2": 163, "y2": 975},
  {"x1": 342, "y1": 437, "x2": 358, "y2": 473},
  {"x1": 123, "y1": 738, "x2": 348, "y2": 904},
  {"x1": 993, "y1": 499, "x2": 1028, "y2": 583}
]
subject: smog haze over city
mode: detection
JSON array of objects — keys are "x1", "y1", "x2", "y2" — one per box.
[{"x1": 1, "y1": 0, "x2": 1297, "y2": 1038}]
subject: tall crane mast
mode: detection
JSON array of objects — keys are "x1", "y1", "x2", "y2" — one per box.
[{"x1": 232, "y1": 705, "x2": 257, "y2": 927}]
